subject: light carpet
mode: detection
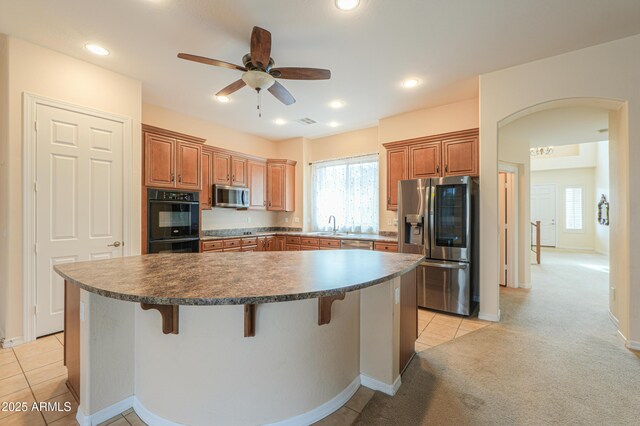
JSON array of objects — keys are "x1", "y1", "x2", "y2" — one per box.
[{"x1": 355, "y1": 250, "x2": 640, "y2": 425}]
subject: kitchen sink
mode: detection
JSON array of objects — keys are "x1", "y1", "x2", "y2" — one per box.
[{"x1": 310, "y1": 232, "x2": 349, "y2": 236}]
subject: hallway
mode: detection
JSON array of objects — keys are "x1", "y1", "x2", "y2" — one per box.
[{"x1": 355, "y1": 250, "x2": 640, "y2": 425}]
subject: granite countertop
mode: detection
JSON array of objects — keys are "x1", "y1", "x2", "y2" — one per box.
[
  {"x1": 54, "y1": 251, "x2": 422, "y2": 306},
  {"x1": 200, "y1": 231, "x2": 398, "y2": 243}
]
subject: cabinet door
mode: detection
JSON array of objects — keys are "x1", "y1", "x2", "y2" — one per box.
[
  {"x1": 176, "y1": 141, "x2": 202, "y2": 190},
  {"x1": 387, "y1": 147, "x2": 407, "y2": 210},
  {"x1": 248, "y1": 160, "x2": 267, "y2": 209},
  {"x1": 442, "y1": 137, "x2": 478, "y2": 177},
  {"x1": 265, "y1": 236, "x2": 275, "y2": 251},
  {"x1": 275, "y1": 236, "x2": 286, "y2": 251},
  {"x1": 213, "y1": 152, "x2": 231, "y2": 185},
  {"x1": 267, "y1": 164, "x2": 285, "y2": 211},
  {"x1": 231, "y1": 157, "x2": 247, "y2": 187},
  {"x1": 200, "y1": 149, "x2": 213, "y2": 209},
  {"x1": 409, "y1": 142, "x2": 441, "y2": 178},
  {"x1": 144, "y1": 133, "x2": 175, "y2": 188},
  {"x1": 256, "y1": 237, "x2": 267, "y2": 251}
]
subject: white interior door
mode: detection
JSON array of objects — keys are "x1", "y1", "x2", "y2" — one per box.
[
  {"x1": 35, "y1": 103, "x2": 124, "y2": 337},
  {"x1": 531, "y1": 184, "x2": 556, "y2": 247}
]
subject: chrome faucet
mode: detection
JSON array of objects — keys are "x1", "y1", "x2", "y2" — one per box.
[{"x1": 328, "y1": 215, "x2": 337, "y2": 233}]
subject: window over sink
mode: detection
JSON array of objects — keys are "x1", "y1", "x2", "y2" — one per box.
[{"x1": 311, "y1": 154, "x2": 379, "y2": 233}]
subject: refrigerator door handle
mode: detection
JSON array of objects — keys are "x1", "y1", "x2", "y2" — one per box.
[{"x1": 420, "y1": 261, "x2": 468, "y2": 269}]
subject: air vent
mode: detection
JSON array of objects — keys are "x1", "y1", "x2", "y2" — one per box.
[
  {"x1": 296, "y1": 117, "x2": 317, "y2": 125},
  {"x1": 598, "y1": 128, "x2": 608, "y2": 133}
]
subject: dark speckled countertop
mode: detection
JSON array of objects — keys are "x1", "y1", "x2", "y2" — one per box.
[{"x1": 54, "y1": 251, "x2": 423, "y2": 306}]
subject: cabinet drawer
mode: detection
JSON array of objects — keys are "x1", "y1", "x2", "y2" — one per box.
[
  {"x1": 286, "y1": 244, "x2": 300, "y2": 251},
  {"x1": 241, "y1": 237, "x2": 257, "y2": 246},
  {"x1": 223, "y1": 247, "x2": 242, "y2": 252},
  {"x1": 319, "y1": 238, "x2": 340, "y2": 248},
  {"x1": 223, "y1": 239, "x2": 241, "y2": 248},
  {"x1": 201, "y1": 240, "x2": 224, "y2": 251},
  {"x1": 301, "y1": 245, "x2": 318, "y2": 251},
  {"x1": 320, "y1": 247, "x2": 339, "y2": 250},
  {"x1": 286, "y1": 236, "x2": 301, "y2": 244},
  {"x1": 241, "y1": 245, "x2": 257, "y2": 252},
  {"x1": 300, "y1": 237, "x2": 319, "y2": 246},
  {"x1": 374, "y1": 243, "x2": 398, "y2": 252}
]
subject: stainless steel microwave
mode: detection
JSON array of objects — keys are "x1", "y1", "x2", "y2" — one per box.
[{"x1": 213, "y1": 184, "x2": 250, "y2": 209}]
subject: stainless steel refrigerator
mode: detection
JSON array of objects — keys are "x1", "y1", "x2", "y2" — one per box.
[{"x1": 398, "y1": 176, "x2": 479, "y2": 315}]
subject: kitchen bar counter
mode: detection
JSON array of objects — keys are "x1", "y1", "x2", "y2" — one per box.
[
  {"x1": 57, "y1": 250, "x2": 420, "y2": 426},
  {"x1": 199, "y1": 230, "x2": 398, "y2": 243},
  {"x1": 55, "y1": 251, "x2": 420, "y2": 306}
]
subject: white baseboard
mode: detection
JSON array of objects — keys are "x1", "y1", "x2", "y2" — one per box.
[
  {"x1": 479, "y1": 309, "x2": 500, "y2": 322},
  {"x1": 266, "y1": 376, "x2": 361, "y2": 426},
  {"x1": 360, "y1": 373, "x2": 401, "y2": 396},
  {"x1": 0, "y1": 336, "x2": 25, "y2": 348},
  {"x1": 74, "y1": 377, "x2": 363, "y2": 426},
  {"x1": 608, "y1": 311, "x2": 620, "y2": 327},
  {"x1": 76, "y1": 396, "x2": 134, "y2": 426},
  {"x1": 626, "y1": 340, "x2": 640, "y2": 351}
]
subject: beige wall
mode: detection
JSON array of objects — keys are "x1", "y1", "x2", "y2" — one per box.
[
  {"x1": 479, "y1": 34, "x2": 638, "y2": 345},
  {"x1": 1, "y1": 37, "x2": 142, "y2": 343},
  {"x1": 0, "y1": 34, "x2": 9, "y2": 339},
  {"x1": 531, "y1": 167, "x2": 596, "y2": 250},
  {"x1": 141, "y1": 103, "x2": 283, "y2": 230},
  {"x1": 594, "y1": 141, "x2": 610, "y2": 254}
]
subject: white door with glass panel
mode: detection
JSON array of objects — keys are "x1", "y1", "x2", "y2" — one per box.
[
  {"x1": 531, "y1": 184, "x2": 556, "y2": 247},
  {"x1": 35, "y1": 103, "x2": 124, "y2": 337}
]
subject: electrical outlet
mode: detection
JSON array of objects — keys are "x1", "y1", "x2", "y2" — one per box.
[
  {"x1": 294, "y1": 217, "x2": 300, "y2": 223},
  {"x1": 387, "y1": 218, "x2": 394, "y2": 226},
  {"x1": 246, "y1": 217, "x2": 252, "y2": 223},
  {"x1": 284, "y1": 217, "x2": 289, "y2": 223}
]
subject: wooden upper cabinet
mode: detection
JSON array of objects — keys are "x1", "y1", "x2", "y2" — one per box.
[
  {"x1": 267, "y1": 160, "x2": 296, "y2": 212},
  {"x1": 143, "y1": 125, "x2": 206, "y2": 190},
  {"x1": 409, "y1": 142, "x2": 441, "y2": 178},
  {"x1": 387, "y1": 147, "x2": 407, "y2": 211},
  {"x1": 248, "y1": 160, "x2": 267, "y2": 209},
  {"x1": 231, "y1": 156, "x2": 247, "y2": 187},
  {"x1": 176, "y1": 141, "x2": 201, "y2": 190},
  {"x1": 442, "y1": 136, "x2": 478, "y2": 177},
  {"x1": 267, "y1": 163, "x2": 284, "y2": 211},
  {"x1": 201, "y1": 147, "x2": 214, "y2": 209},
  {"x1": 213, "y1": 152, "x2": 231, "y2": 185},
  {"x1": 144, "y1": 133, "x2": 175, "y2": 188}
]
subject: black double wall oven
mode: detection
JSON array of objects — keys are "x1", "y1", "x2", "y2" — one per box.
[{"x1": 147, "y1": 189, "x2": 200, "y2": 253}]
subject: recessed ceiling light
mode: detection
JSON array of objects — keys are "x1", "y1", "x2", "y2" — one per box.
[
  {"x1": 328, "y1": 121, "x2": 340, "y2": 128},
  {"x1": 215, "y1": 95, "x2": 230, "y2": 103},
  {"x1": 335, "y1": 0, "x2": 360, "y2": 11},
  {"x1": 274, "y1": 118, "x2": 286, "y2": 125},
  {"x1": 85, "y1": 44, "x2": 110, "y2": 56},
  {"x1": 329, "y1": 100, "x2": 345, "y2": 109},
  {"x1": 402, "y1": 78, "x2": 419, "y2": 88}
]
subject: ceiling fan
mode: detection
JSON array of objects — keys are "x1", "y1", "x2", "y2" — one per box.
[{"x1": 178, "y1": 26, "x2": 331, "y2": 112}]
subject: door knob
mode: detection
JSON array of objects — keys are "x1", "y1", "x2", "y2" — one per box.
[{"x1": 108, "y1": 241, "x2": 121, "y2": 247}]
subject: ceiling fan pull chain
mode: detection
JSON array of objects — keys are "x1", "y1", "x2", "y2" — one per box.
[{"x1": 257, "y1": 89, "x2": 262, "y2": 118}]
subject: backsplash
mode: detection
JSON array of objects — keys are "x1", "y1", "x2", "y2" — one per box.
[{"x1": 202, "y1": 227, "x2": 302, "y2": 237}]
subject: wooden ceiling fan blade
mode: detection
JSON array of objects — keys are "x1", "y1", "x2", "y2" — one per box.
[
  {"x1": 270, "y1": 67, "x2": 331, "y2": 80},
  {"x1": 178, "y1": 53, "x2": 246, "y2": 72},
  {"x1": 250, "y1": 26, "x2": 272, "y2": 70},
  {"x1": 216, "y1": 79, "x2": 247, "y2": 97},
  {"x1": 268, "y1": 81, "x2": 296, "y2": 105}
]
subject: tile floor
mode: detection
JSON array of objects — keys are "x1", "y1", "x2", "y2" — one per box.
[{"x1": 0, "y1": 333, "x2": 147, "y2": 426}]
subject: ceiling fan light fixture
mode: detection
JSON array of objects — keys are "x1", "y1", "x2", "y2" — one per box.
[
  {"x1": 215, "y1": 95, "x2": 230, "y2": 103},
  {"x1": 242, "y1": 70, "x2": 275, "y2": 91},
  {"x1": 335, "y1": 0, "x2": 360, "y2": 11}
]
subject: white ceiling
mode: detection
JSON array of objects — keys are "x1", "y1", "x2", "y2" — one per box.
[
  {"x1": 499, "y1": 106, "x2": 610, "y2": 147},
  {"x1": 1, "y1": 0, "x2": 639, "y2": 141}
]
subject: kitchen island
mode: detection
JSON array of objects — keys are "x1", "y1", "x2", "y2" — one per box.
[{"x1": 55, "y1": 250, "x2": 422, "y2": 426}]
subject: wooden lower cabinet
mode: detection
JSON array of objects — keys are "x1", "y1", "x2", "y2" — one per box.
[
  {"x1": 64, "y1": 281, "x2": 80, "y2": 402},
  {"x1": 287, "y1": 244, "x2": 300, "y2": 251},
  {"x1": 399, "y1": 268, "x2": 417, "y2": 374}
]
